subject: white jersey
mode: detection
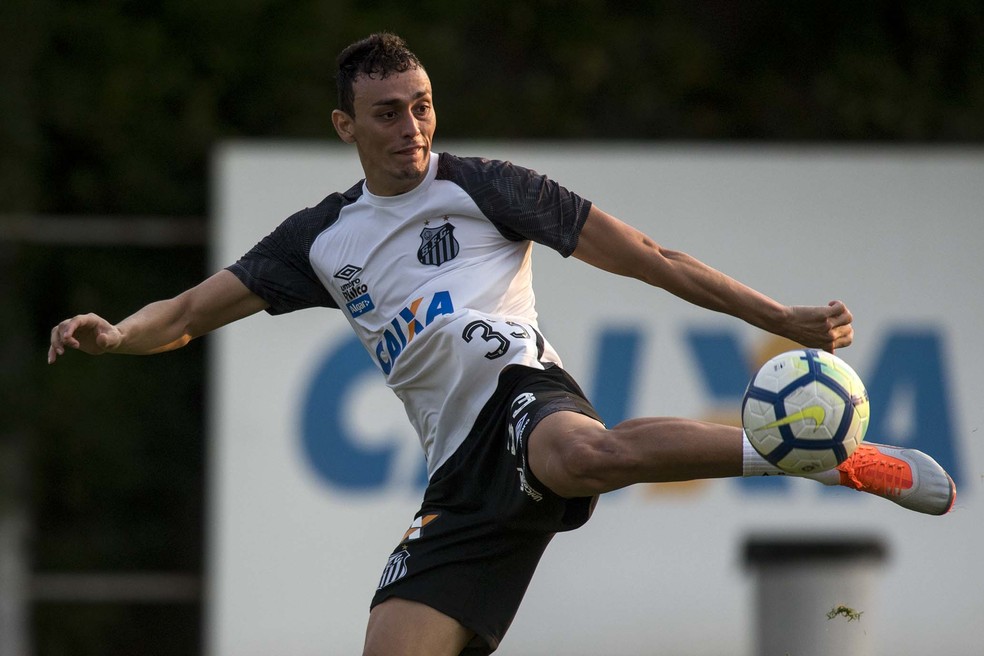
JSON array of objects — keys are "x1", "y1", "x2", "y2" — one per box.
[{"x1": 229, "y1": 151, "x2": 592, "y2": 476}]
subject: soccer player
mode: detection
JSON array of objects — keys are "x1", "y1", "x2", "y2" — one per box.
[{"x1": 48, "y1": 32, "x2": 956, "y2": 656}]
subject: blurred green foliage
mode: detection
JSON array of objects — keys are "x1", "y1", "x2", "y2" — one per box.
[
  {"x1": 4, "y1": 243, "x2": 205, "y2": 655},
  {"x1": 32, "y1": 603, "x2": 200, "y2": 656},
  {"x1": 2, "y1": 0, "x2": 981, "y2": 215},
  {"x1": 24, "y1": 245, "x2": 205, "y2": 572},
  {"x1": 1, "y1": 1, "x2": 981, "y2": 654}
]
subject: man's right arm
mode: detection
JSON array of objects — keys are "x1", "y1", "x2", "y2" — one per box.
[
  {"x1": 48, "y1": 269, "x2": 269, "y2": 364},
  {"x1": 571, "y1": 205, "x2": 854, "y2": 352}
]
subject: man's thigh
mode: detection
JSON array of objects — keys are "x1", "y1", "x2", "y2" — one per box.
[
  {"x1": 364, "y1": 597, "x2": 474, "y2": 656},
  {"x1": 367, "y1": 366, "x2": 600, "y2": 654}
]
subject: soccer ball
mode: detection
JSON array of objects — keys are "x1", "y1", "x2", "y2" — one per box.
[{"x1": 742, "y1": 349, "x2": 869, "y2": 475}]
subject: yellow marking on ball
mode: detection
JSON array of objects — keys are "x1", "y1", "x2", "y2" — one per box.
[{"x1": 760, "y1": 405, "x2": 826, "y2": 430}]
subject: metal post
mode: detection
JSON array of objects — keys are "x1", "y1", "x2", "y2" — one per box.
[
  {"x1": 0, "y1": 440, "x2": 30, "y2": 656},
  {"x1": 744, "y1": 535, "x2": 888, "y2": 656},
  {"x1": 0, "y1": 240, "x2": 31, "y2": 656}
]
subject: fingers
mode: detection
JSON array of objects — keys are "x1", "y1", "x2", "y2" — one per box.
[
  {"x1": 825, "y1": 300, "x2": 854, "y2": 352},
  {"x1": 830, "y1": 325, "x2": 854, "y2": 352},
  {"x1": 47, "y1": 314, "x2": 98, "y2": 364},
  {"x1": 48, "y1": 318, "x2": 76, "y2": 364},
  {"x1": 827, "y1": 300, "x2": 853, "y2": 325}
]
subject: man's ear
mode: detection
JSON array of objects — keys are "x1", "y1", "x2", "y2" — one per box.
[{"x1": 332, "y1": 109, "x2": 356, "y2": 144}]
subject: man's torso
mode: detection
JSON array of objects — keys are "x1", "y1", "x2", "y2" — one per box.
[{"x1": 229, "y1": 151, "x2": 591, "y2": 475}]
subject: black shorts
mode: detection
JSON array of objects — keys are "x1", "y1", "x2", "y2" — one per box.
[{"x1": 370, "y1": 364, "x2": 602, "y2": 655}]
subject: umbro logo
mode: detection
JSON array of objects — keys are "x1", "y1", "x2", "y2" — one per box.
[{"x1": 334, "y1": 264, "x2": 362, "y2": 281}]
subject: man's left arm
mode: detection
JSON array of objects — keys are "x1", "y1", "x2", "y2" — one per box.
[{"x1": 570, "y1": 205, "x2": 853, "y2": 352}]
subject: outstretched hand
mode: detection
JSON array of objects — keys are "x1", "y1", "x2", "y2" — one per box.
[
  {"x1": 48, "y1": 313, "x2": 123, "y2": 364},
  {"x1": 785, "y1": 300, "x2": 854, "y2": 353}
]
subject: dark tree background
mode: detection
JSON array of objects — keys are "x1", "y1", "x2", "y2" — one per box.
[{"x1": 1, "y1": 1, "x2": 981, "y2": 653}]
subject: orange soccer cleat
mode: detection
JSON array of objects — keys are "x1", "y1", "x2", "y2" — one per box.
[{"x1": 837, "y1": 442, "x2": 956, "y2": 516}]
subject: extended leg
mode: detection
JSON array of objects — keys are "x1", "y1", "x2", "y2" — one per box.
[
  {"x1": 527, "y1": 411, "x2": 743, "y2": 498},
  {"x1": 527, "y1": 411, "x2": 956, "y2": 515}
]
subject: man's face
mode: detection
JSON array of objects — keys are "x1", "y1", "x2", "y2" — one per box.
[{"x1": 332, "y1": 67, "x2": 436, "y2": 197}]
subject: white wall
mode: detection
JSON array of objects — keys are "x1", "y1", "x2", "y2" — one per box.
[{"x1": 209, "y1": 143, "x2": 984, "y2": 655}]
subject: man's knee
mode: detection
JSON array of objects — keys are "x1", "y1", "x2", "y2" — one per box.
[
  {"x1": 559, "y1": 433, "x2": 621, "y2": 488},
  {"x1": 529, "y1": 413, "x2": 626, "y2": 497}
]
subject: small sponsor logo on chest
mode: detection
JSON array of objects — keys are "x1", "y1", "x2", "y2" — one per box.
[{"x1": 334, "y1": 264, "x2": 374, "y2": 317}]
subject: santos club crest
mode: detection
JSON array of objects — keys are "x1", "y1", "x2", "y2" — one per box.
[
  {"x1": 417, "y1": 220, "x2": 459, "y2": 267},
  {"x1": 377, "y1": 548, "x2": 410, "y2": 590}
]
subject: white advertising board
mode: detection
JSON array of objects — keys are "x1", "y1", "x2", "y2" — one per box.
[{"x1": 210, "y1": 143, "x2": 983, "y2": 655}]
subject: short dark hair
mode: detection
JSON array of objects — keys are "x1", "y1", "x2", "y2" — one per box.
[{"x1": 335, "y1": 33, "x2": 423, "y2": 116}]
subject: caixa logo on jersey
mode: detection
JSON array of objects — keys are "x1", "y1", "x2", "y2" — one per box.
[
  {"x1": 373, "y1": 291, "x2": 455, "y2": 375},
  {"x1": 301, "y1": 326, "x2": 964, "y2": 495}
]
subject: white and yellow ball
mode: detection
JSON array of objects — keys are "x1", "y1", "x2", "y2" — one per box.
[{"x1": 742, "y1": 349, "x2": 869, "y2": 474}]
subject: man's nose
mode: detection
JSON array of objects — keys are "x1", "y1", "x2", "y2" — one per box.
[{"x1": 399, "y1": 110, "x2": 421, "y2": 137}]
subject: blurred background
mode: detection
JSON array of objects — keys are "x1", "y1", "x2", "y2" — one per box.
[{"x1": 2, "y1": 1, "x2": 982, "y2": 654}]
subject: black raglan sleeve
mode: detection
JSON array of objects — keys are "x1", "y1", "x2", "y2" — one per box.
[
  {"x1": 436, "y1": 153, "x2": 593, "y2": 257},
  {"x1": 226, "y1": 196, "x2": 347, "y2": 315}
]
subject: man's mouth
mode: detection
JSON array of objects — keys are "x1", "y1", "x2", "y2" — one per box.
[{"x1": 395, "y1": 145, "x2": 425, "y2": 157}]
